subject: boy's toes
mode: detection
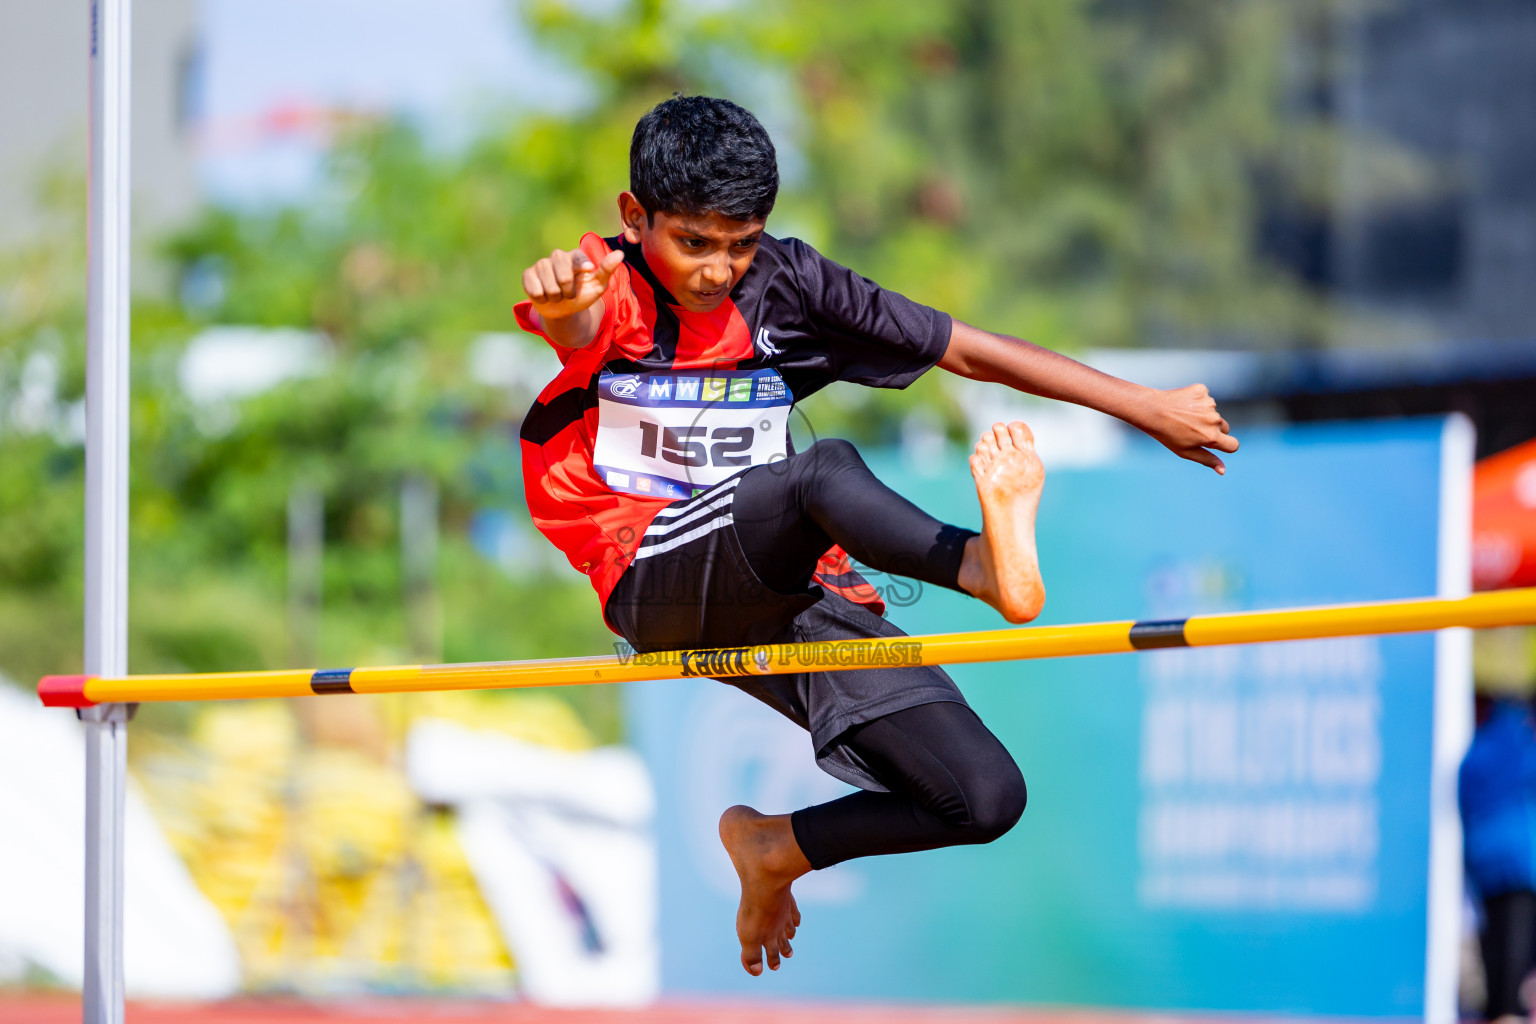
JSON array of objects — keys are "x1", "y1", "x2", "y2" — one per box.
[
  {"x1": 1007, "y1": 421, "x2": 1035, "y2": 448},
  {"x1": 742, "y1": 945, "x2": 764, "y2": 976},
  {"x1": 991, "y1": 422, "x2": 1012, "y2": 448}
]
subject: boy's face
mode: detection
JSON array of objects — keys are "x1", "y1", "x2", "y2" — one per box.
[{"x1": 619, "y1": 192, "x2": 765, "y2": 313}]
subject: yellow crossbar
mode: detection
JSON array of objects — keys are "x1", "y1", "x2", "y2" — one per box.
[{"x1": 37, "y1": 588, "x2": 1536, "y2": 707}]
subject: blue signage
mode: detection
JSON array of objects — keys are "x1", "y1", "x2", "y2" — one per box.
[
  {"x1": 626, "y1": 418, "x2": 1464, "y2": 1016},
  {"x1": 598, "y1": 367, "x2": 790, "y2": 409}
]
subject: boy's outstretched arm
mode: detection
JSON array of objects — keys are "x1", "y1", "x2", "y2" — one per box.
[
  {"x1": 521, "y1": 247, "x2": 626, "y2": 349},
  {"x1": 939, "y1": 320, "x2": 1240, "y2": 474}
]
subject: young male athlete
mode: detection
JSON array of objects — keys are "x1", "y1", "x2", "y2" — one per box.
[{"x1": 516, "y1": 96, "x2": 1237, "y2": 976}]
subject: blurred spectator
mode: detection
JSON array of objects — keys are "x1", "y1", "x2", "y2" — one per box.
[{"x1": 1461, "y1": 627, "x2": 1536, "y2": 1021}]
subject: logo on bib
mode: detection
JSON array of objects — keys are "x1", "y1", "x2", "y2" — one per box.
[{"x1": 594, "y1": 367, "x2": 793, "y2": 499}]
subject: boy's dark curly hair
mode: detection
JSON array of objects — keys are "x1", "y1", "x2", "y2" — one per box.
[{"x1": 630, "y1": 95, "x2": 779, "y2": 223}]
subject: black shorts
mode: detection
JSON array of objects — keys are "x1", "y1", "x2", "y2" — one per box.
[{"x1": 604, "y1": 473, "x2": 969, "y2": 791}]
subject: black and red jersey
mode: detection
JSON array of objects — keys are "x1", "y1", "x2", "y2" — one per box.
[{"x1": 516, "y1": 231, "x2": 951, "y2": 631}]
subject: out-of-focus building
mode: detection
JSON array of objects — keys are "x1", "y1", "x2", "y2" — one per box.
[
  {"x1": 1, "y1": 1, "x2": 561, "y2": 242},
  {"x1": 1255, "y1": 0, "x2": 1536, "y2": 349},
  {"x1": 0, "y1": 0, "x2": 201, "y2": 247},
  {"x1": 1233, "y1": 0, "x2": 1536, "y2": 457},
  {"x1": 1330, "y1": 0, "x2": 1536, "y2": 345}
]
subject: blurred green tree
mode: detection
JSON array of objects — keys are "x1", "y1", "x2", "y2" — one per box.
[{"x1": 0, "y1": 169, "x2": 88, "y2": 689}]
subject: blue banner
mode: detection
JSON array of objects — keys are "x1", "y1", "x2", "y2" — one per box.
[{"x1": 627, "y1": 418, "x2": 1459, "y2": 1015}]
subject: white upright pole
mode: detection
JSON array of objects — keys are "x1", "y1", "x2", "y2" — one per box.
[
  {"x1": 1424, "y1": 413, "x2": 1475, "y2": 1024},
  {"x1": 82, "y1": 2, "x2": 134, "y2": 1023}
]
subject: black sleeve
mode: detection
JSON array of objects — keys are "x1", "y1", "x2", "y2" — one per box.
[{"x1": 780, "y1": 237, "x2": 952, "y2": 389}]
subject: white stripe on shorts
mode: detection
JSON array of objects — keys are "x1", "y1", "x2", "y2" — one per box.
[
  {"x1": 649, "y1": 475, "x2": 740, "y2": 518},
  {"x1": 641, "y1": 491, "x2": 736, "y2": 541},
  {"x1": 632, "y1": 514, "x2": 735, "y2": 560}
]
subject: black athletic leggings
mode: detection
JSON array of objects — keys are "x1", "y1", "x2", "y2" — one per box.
[
  {"x1": 790, "y1": 701, "x2": 1027, "y2": 868},
  {"x1": 732, "y1": 440, "x2": 1023, "y2": 867},
  {"x1": 1482, "y1": 889, "x2": 1536, "y2": 1018},
  {"x1": 733, "y1": 438, "x2": 976, "y2": 596}
]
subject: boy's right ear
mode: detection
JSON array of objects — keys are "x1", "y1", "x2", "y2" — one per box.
[{"x1": 617, "y1": 191, "x2": 647, "y2": 244}]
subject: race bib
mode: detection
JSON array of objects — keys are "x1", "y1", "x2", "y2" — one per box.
[{"x1": 593, "y1": 368, "x2": 792, "y2": 499}]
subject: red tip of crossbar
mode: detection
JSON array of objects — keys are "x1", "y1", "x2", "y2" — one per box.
[{"x1": 38, "y1": 675, "x2": 94, "y2": 708}]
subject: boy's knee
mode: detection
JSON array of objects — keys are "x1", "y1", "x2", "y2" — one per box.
[
  {"x1": 787, "y1": 438, "x2": 869, "y2": 504},
  {"x1": 806, "y1": 437, "x2": 864, "y2": 472},
  {"x1": 962, "y1": 762, "x2": 1027, "y2": 843}
]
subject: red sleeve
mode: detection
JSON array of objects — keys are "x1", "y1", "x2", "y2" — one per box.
[{"x1": 513, "y1": 233, "x2": 647, "y2": 361}]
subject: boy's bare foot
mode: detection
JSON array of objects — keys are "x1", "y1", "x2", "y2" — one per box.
[
  {"x1": 959, "y1": 421, "x2": 1047, "y2": 624},
  {"x1": 718, "y1": 805, "x2": 810, "y2": 976}
]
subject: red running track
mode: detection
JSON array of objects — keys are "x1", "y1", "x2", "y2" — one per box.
[{"x1": 0, "y1": 996, "x2": 1315, "y2": 1024}]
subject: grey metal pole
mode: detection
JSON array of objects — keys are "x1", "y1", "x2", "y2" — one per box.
[{"x1": 83, "y1": 2, "x2": 134, "y2": 1023}]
